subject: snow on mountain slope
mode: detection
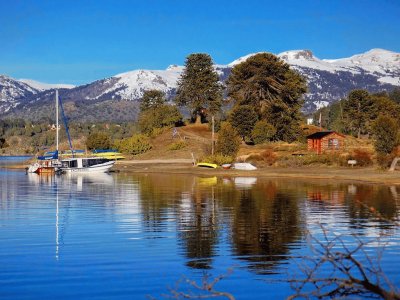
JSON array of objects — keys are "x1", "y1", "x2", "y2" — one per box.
[
  {"x1": 89, "y1": 64, "x2": 230, "y2": 101},
  {"x1": 230, "y1": 49, "x2": 400, "y2": 111},
  {"x1": 110, "y1": 65, "x2": 184, "y2": 99},
  {"x1": 0, "y1": 75, "x2": 38, "y2": 113},
  {"x1": 324, "y1": 48, "x2": 400, "y2": 73},
  {"x1": 19, "y1": 79, "x2": 75, "y2": 91},
  {"x1": 1, "y1": 48, "x2": 400, "y2": 118},
  {"x1": 278, "y1": 50, "x2": 343, "y2": 72}
]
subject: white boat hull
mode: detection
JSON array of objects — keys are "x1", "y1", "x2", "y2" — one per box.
[
  {"x1": 233, "y1": 163, "x2": 257, "y2": 170},
  {"x1": 61, "y1": 161, "x2": 115, "y2": 173}
]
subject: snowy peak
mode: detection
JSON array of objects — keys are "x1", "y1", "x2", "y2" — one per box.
[
  {"x1": 227, "y1": 52, "x2": 264, "y2": 67},
  {"x1": 325, "y1": 48, "x2": 400, "y2": 73},
  {"x1": 95, "y1": 67, "x2": 183, "y2": 100},
  {"x1": 279, "y1": 50, "x2": 318, "y2": 61},
  {"x1": 0, "y1": 75, "x2": 38, "y2": 113},
  {"x1": 1, "y1": 48, "x2": 400, "y2": 118},
  {"x1": 19, "y1": 79, "x2": 75, "y2": 91}
]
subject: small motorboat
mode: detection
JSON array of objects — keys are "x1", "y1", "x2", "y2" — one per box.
[{"x1": 232, "y1": 163, "x2": 257, "y2": 170}]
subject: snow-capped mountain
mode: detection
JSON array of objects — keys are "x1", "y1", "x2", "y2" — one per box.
[
  {"x1": 1, "y1": 48, "x2": 399, "y2": 120},
  {"x1": 101, "y1": 65, "x2": 184, "y2": 100},
  {"x1": 19, "y1": 79, "x2": 75, "y2": 91},
  {"x1": 276, "y1": 48, "x2": 400, "y2": 111},
  {"x1": 0, "y1": 75, "x2": 38, "y2": 113}
]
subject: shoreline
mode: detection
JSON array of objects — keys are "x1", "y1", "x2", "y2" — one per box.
[
  {"x1": 113, "y1": 160, "x2": 400, "y2": 185},
  {"x1": 3, "y1": 159, "x2": 400, "y2": 185}
]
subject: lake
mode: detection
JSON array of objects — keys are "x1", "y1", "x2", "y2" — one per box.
[{"x1": 0, "y1": 163, "x2": 399, "y2": 299}]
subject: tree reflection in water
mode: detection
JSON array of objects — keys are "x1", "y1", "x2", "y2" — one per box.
[
  {"x1": 122, "y1": 173, "x2": 399, "y2": 277},
  {"x1": 228, "y1": 185, "x2": 302, "y2": 274}
]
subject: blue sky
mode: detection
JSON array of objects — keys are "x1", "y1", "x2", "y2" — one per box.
[{"x1": 1, "y1": 0, "x2": 399, "y2": 85}]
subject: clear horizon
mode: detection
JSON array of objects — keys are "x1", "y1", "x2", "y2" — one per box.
[{"x1": 1, "y1": 0, "x2": 399, "y2": 85}]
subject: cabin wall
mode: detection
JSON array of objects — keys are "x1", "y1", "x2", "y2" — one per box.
[{"x1": 307, "y1": 133, "x2": 344, "y2": 154}]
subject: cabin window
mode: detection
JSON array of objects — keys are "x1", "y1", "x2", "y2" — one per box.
[{"x1": 328, "y1": 138, "x2": 339, "y2": 149}]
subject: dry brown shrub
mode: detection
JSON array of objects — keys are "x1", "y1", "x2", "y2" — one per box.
[
  {"x1": 350, "y1": 149, "x2": 373, "y2": 167},
  {"x1": 246, "y1": 149, "x2": 277, "y2": 166}
]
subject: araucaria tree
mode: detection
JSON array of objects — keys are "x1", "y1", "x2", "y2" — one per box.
[
  {"x1": 372, "y1": 115, "x2": 399, "y2": 155},
  {"x1": 342, "y1": 90, "x2": 374, "y2": 138},
  {"x1": 140, "y1": 90, "x2": 166, "y2": 112},
  {"x1": 228, "y1": 105, "x2": 258, "y2": 140},
  {"x1": 226, "y1": 53, "x2": 307, "y2": 142},
  {"x1": 175, "y1": 53, "x2": 223, "y2": 123}
]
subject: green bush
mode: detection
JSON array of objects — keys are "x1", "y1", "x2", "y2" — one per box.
[
  {"x1": 86, "y1": 132, "x2": 112, "y2": 150},
  {"x1": 216, "y1": 122, "x2": 241, "y2": 157},
  {"x1": 168, "y1": 141, "x2": 187, "y2": 151},
  {"x1": 201, "y1": 154, "x2": 234, "y2": 165},
  {"x1": 116, "y1": 134, "x2": 152, "y2": 155},
  {"x1": 251, "y1": 120, "x2": 276, "y2": 144},
  {"x1": 139, "y1": 104, "x2": 182, "y2": 135}
]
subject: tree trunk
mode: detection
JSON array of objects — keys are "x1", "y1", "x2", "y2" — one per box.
[
  {"x1": 389, "y1": 157, "x2": 400, "y2": 172},
  {"x1": 195, "y1": 114, "x2": 202, "y2": 124}
]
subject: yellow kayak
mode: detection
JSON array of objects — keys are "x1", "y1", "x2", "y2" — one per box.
[{"x1": 196, "y1": 162, "x2": 218, "y2": 169}]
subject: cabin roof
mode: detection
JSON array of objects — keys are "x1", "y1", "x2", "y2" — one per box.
[{"x1": 306, "y1": 131, "x2": 345, "y2": 139}]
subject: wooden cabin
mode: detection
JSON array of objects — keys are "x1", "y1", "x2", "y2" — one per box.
[{"x1": 306, "y1": 131, "x2": 345, "y2": 154}]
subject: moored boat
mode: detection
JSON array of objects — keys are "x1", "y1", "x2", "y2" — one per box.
[
  {"x1": 27, "y1": 151, "x2": 62, "y2": 174},
  {"x1": 60, "y1": 157, "x2": 115, "y2": 173},
  {"x1": 232, "y1": 163, "x2": 257, "y2": 170}
]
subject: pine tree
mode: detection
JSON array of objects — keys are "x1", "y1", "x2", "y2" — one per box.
[
  {"x1": 140, "y1": 90, "x2": 166, "y2": 112},
  {"x1": 372, "y1": 115, "x2": 398, "y2": 155},
  {"x1": 228, "y1": 105, "x2": 258, "y2": 140},
  {"x1": 216, "y1": 122, "x2": 241, "y2": 157},
  {"x1": 226, "y1": 53, "x2": 307, "y2": 142},
  {"x1": 175, "y1": 53, "x2": 223, "y2": 122},
  {"x1": 342, "y1": 90, "x2": 374, "y2": 138}
]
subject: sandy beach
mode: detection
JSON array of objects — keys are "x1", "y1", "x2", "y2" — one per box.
[{"x1": 112, "y1": 159, "x2": 400, "y2": 185}]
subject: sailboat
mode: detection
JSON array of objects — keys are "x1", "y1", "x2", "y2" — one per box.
[
  {"x1": 28, "y1": 90, "x2": 115, "y2": 174},
  {"x1": 27, "y1": 90, "x2": 62, "y2": 174}
]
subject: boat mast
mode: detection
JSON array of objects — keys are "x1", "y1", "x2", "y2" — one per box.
[{"x1": 56, "y1": 90, "x2": 59, "y2": 152}]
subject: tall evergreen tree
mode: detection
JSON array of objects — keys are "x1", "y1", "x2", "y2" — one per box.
[
  {"x1": 229, "y1": 105, "x2": 258, "y2": 140},
  {"x1": 342, "y1": 90, "x2": 374, "y2": 138},
  {"x1": 140, "y1": 90, "x2": 166, "y2": 112},
  {"x1": 175, "y1": 53, "x2": 223, "y2": 122},
  {"x1": 372, "y1": 115, "x2": 399, "y2": 155},
  {"x1": 226, "y1": 53, "x2": 307, "y2": 142}
]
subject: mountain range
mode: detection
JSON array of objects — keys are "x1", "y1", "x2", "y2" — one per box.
[{"x1": 1, "y1": 48, "x2": 399, "y2": 122}]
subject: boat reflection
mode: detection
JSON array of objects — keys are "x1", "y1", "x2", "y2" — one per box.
[
  {"x1": 233, "y1": 177, "x2": 257, "y2": 189},
  {"x1": 27, "y1": 172, "x2": 114, "y2": 188}
]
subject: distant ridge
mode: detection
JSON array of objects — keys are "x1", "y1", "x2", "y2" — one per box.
[{"x1": 1, "y1": 48, "x2": 399, "y2": 120}]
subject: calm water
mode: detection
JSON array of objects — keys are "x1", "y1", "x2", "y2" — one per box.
[{"x1": 0, "y1": 161, "x2": 399, "y2": 299}]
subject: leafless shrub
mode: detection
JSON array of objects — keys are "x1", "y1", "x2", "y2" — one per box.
[
  {"x1": 287, "y1": 221, "x2": 400, "y2": 300},
  {"x1": 152, "y1": 269, "x2": 235, "y2": 300}
]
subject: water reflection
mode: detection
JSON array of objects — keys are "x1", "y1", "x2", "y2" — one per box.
[
  {"x1": 129, "y1": 175, "x2": 399, "y2": 273},
  {"x1": 0, "y1": 170, "x2": 399, "y2": 299}
]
